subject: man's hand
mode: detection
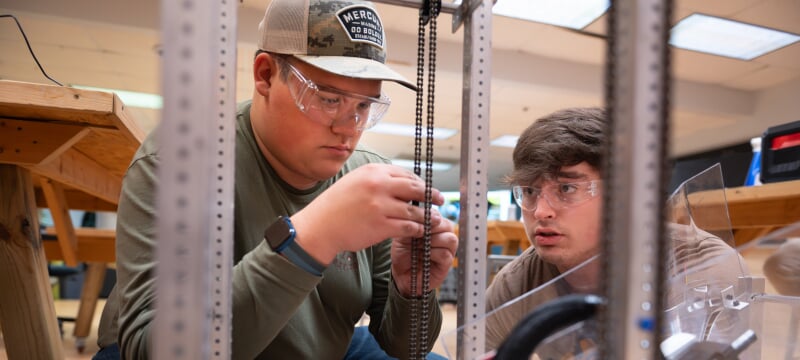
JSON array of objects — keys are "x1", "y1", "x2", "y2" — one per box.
[
  {"x1": 290, "y1": 163, "x2": 442, "y2": 265},
  {"x1": 391, "y1": 208, "x2": 458, "y2": 297}
]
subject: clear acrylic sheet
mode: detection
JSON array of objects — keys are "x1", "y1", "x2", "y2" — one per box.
[
  {"x1": 733, "y1": 221, "x2": 800, "y2": 360},
  {"x1": 439, "y1": 164, "x2": 800, "y2": 359}
]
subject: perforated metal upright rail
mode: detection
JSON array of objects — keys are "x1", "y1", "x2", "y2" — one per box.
[
  {"x1": 454, "y1": 1, "x2": 492, "y2": 358},
  {"x1": 600, "y1": 0, "x2": 672, "y2": 358},
  {"x1": 153, "y1": 0, "x2": 237, "y2": 358}
]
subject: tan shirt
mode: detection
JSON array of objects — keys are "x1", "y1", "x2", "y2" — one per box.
[{"x1": 484, "y1": 224, "x2": 746, "y2": 357}]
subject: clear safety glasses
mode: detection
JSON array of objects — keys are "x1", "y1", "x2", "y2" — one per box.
[
  {"x1": 286, "y1": 62, "x2": 390, "y2": 131},
  {"x1": 512, "y1": 180, "x2": 601, "y2": 212}
]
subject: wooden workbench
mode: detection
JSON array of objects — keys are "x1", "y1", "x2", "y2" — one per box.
[
  {"x1": 454, "y1": 220, "x2": 529, "y2": 261},
  {"x1": 0, "y1": 80, "x2": 143, "y2": 358},
  {"x1": 679, "y1": 179, "x2": 800, "y2": 246}
]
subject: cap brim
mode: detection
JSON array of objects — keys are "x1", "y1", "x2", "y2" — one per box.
[{"x1": 295, "y1": 55, "x2": 417, "y2": 91}]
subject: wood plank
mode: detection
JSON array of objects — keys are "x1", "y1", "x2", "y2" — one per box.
[
  {"x1": 111, "y1": 93, "x2": 146, "y2": 146},
  {"x1": 724, "y1": 180, "x2": 800, "y2": 202},
  {"x1": 29, "y1": 148, "x2": 122, "y2": 205},
  {"x1": 459, "y1": 221, "x2": 529, "y2": 256},
  {"x1": 0, "y1": 164, "x2": 65, "y2": 359},
  {"x1": 73, "y1": 262, "x2": 107, "y2": 342},
  {"x1": 734, "y1": 227, "x2": 776, "y2": 247},
  {"x1": 73, "y1": 128, "x2": 138, "y2": 179},
  {"x1": 42, "y1": 227, "x2": 116, "y2": 263},
  {"x1": 40, "y1": 179, "x2": 79, "y2": 267},
  {"x1": 490, "y1": 221, "x2": 529, "y2": 255},
  {"x1": 685, "y1": 180, "x2": 800, "y2": 231},
  {"x1": 0, "y1": 118, "x2": 90, "y2": 165},
  {"x1": 0, "y1": 80, "x2": 117, "y2": 128},
  {"x1": 34, "y1": 186, "x2": 118, "y2": 212}
]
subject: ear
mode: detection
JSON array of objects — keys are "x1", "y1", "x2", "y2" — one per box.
[{"x1": 253, "y1": 52, "x2": 276, "y2": 97}]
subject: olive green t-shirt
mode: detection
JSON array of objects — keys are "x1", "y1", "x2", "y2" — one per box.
[{"x1": 97, "y1": 101, "x2": 442, "y2": 359}]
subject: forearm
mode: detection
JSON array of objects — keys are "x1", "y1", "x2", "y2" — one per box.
[{"x1": 230, "y1": 242, "x2": 321, "y2": 359}]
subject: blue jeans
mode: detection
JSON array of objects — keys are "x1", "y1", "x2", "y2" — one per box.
[
  {"x1": 344, "y1": 326, "x2": 447, "y2": 360},
  {"x1": 93, "y1": 328, "x2": 447, "y2": 359},
  {"x1": 92, "y1": 343, "x2": 120, "y2": 360}
]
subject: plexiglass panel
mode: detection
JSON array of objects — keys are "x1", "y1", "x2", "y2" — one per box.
[{"x1": 439, "y1": 164, "x2": 799, "y2": 359}]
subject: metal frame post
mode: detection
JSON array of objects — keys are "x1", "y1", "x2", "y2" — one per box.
[
  {"x1": 601, "y1": 0, "x2": 672, "y2": 358},
  {"x1": 153, "y1": 0, "x2": 237, "y2": 358}
]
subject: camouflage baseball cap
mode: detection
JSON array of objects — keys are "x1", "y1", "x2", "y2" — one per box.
[{"x1": 258, "y1": 0, "x2": 415, "y2": 90}]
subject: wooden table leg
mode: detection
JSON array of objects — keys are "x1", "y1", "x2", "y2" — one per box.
[
  {"x1": 73, "y1": 262, "x2": 107, "y2": 352},
  {"x1": 0, "y1": 164, "x2": 65, "y2": 359}
]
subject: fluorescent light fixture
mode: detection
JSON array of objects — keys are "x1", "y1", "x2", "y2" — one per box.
[
  {"x1": 492, "y1": 0, "x2": 609, "y2": 30},
  {"x1": 369, "y1": 122, "x2": 458, "y2": 140},
  {"x1": 72, "y1": 85, "x2": 163, "y2": 109},
  {"x1": 391, "y1": 159, "x2": 453, "y2": 172},
  {"x1": 670, "y1": 14, "x2": 800, "y2": 60},
  {"x1": 491, "y1": 135, "x2": 519, "y2": 148}
]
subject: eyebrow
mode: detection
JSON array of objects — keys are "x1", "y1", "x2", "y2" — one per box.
[
  {"x1": 555, "y1": 171, "x2": 590, "y2": 180},
  {"x1": 316, "y1": 82, "x2": 382, "y2": 100},
  {"x1": 291, "y1": 62, "x2": 382, "y2": 99}
]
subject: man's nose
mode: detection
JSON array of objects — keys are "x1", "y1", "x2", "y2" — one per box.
[
  {"x1": 330, "y1": 113, "x2": 361, "y2": 136},
  {"x1": 532, "y1": 193, "x2": 557, "y2": 219}
]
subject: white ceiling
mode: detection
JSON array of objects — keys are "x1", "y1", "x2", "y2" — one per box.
[{"x1": 2, "y1": 0, "x2": 799, "y2": 191}]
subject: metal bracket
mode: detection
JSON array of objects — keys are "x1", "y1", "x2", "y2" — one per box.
[
  {"x1": 452, "y1": 0, "x2": 496, "y2": 32},
  {"x1": 419, "y1": 0, "x2": 441, "y2": 25}
]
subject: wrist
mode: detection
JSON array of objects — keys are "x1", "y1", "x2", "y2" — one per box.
[
  {"x1": 290, "y1": 213, "x2": 339, "y2": 265},
  {"x1": 264, "y1": 216, "x2": 326, "y2": 275},
  {"x1": 280, "y1": 239, "x2": 326, "y2": 276}
]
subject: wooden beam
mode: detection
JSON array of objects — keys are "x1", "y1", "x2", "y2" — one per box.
[
  {"x1": 110, "y1": 93, "x2": 146, "y2": 146},
  {"x1": 686, "y1": 180, "x2": 800, "y2": 230},
  {"x1": 0, "y1": 164, "x2": 65, "y2": 359},
  {"x1": 73, "y1": 262, "x2": 107, "y2": 344},
  {"x1": 0, "y1": 118, "x2": 90, "y2": 165},
  {"x1": 0, "y1": 80, "x2": 117, "y2": 128},
  {"x1": 734, "y1": 227, "x2": 777, "y2": 248},
  {"x1": 34, "y1": 186, "x2": 117, "y2": 212},
  {"x1": 40, "y1": 179, "x2": 79, "y2": 267},
  {"x1": 29, "y1": 148, "x2": 122, "y2": 205},
  {"x1": 42, "y1": 227, "x2": 116, "y2": 263}
]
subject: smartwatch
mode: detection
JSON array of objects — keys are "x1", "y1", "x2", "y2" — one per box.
[
  {"x1": 264, "y1": 216, "x2": 325, "y2": 275},
  {"x1": 264, "y1": 216, "x2": 296, "y2": 253}
]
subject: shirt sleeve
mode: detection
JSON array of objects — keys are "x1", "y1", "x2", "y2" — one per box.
[
  {"x1": 114, "y1": 152, "x2": 324, "y2": 360},
  {"x1": 113, "y1": 153, "x2": 159, "y2": 359}
]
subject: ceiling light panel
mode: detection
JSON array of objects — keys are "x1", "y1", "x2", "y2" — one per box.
[
  {"x1": 670, "y1": 14, "x2": 800, "y2": 60},
  {"x1": 492, "y1": 0, "x2": 610, "y2": 30}
]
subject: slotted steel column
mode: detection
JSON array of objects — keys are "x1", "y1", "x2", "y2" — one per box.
[
  {"x1": 600, "y1": 0, "x2": 673, "y2": 358},
  {"x1": 153, "y1": 0, "x2": 236, "y2": 358},
  {"x1": 456, "y1": 1, "x2": 493, "y2": 358}
]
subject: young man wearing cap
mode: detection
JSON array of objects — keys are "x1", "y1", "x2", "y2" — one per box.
[{"x1": 93, "y1": 0, "x2": 457, "y2": 359}]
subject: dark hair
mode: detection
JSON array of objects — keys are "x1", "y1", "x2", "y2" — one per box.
[
  {"x1": 506, "y1": 107, "x2": 607, "y2": 186},
  {"x1": 254, "y1": 49, "x2": 291, "y2": 81}
]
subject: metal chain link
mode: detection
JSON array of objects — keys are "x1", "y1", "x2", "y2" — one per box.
[
  {"x1": 409, "y1": 8, "x2": 426, "y2": 358},
  {"x1": 420, "y1": 0, "x2": 440, "y2": 355},
  {"x1": 411, "y1": 0, "x2": 440, "y2": 358}
]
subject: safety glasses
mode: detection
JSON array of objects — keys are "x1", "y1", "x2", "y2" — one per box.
[
  {"x1": 285, "y1": 62, "x2": 390, "y2": 131},
  {"x1": 512, "y1": 180, "x2": 601, "y2": 212}
]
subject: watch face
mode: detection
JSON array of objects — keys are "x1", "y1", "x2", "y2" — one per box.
[{"x1": 265, "y1": 216, "x2": 294, "y2": 252}]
